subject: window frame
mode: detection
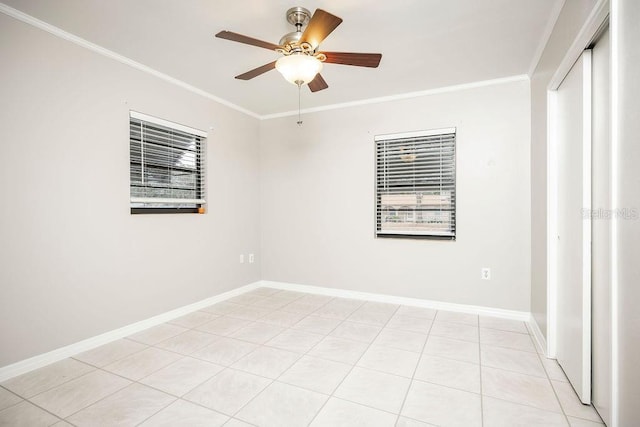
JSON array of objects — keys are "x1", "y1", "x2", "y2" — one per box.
[
  {"x1": 374, "y1": 128, "x2": 457, "y2": 240},
  {"x1": 129, "y1": 111, "x2": 207, "y2": 215}
]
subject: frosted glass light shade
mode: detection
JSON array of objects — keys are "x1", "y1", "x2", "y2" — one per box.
[{"x1": 275, "y1": 54, "x2": 323, "y2": 85}]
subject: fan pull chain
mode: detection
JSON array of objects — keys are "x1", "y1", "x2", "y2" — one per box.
[{"x1": 297, "y1": 82, "x2": 303, "y2": 126}]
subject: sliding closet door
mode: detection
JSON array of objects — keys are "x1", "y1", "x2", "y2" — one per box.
[
  {"x1": 591, "y1": 28, "x2": 611, "y2": 425},
  {"x1": 555, "y1": 50, "x2": 592, "y2": 404}
]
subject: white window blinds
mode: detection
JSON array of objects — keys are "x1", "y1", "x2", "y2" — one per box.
[
  {"x1": 375, "y1": 128, "x2": 456, "y2": 239},
  {"x1": 129, "y1": 111, "x2": 206, "y2": 212}
]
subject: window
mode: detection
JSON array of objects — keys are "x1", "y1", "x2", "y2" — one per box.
[
  {"x1": 375, "y1": 128, "x2": 456, "y2": 239},
  {"x1": 129, "y1": 112, "x2": 206, "y2": 214}
]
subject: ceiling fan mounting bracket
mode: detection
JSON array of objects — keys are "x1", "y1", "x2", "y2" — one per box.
[{"x1": 285, "y1": 7, "x2": 311, "y2": 27}]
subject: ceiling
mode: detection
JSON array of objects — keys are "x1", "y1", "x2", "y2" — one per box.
[{"x1": 4, "y1": 0, "x2": 560, "y2": 116}]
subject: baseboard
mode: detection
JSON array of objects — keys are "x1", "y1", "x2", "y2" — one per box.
[
  {"x1": 527, "y1": 314, "x2": 548, "y2": 356},
  {"x1": 0, "y1": 282, "x2": 261, "y2": 382},
  {"x1": 1, "y1": 279, "x2": 536, "y2": 382},
  {"x1": 260, "y1": 280, "x2": 531, "y2": 322}
]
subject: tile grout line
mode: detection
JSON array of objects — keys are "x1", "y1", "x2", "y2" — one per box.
[
  {"x1": 268, "y1": 349, "x2": 534, "y2": 411},
  {"x1": 393, "y1": 309, "x2": 439, "y2": 426},
  {"x1": 136, "y1": 290, "x2": 341, "y2": 414},
  {"x1": 400, "y1": 375, "x2": 571, "y2": 419},
  {"x1": 38, "y1": 295, "x2": 296, "y2": 424},
  {"x1": 1, "y1": 397, "x2": 67, "y2": 426},
  {"x1": 21, "y1": 367, "x2": 130, "y2": 425},
  {"x1": 2, "y1": 361, "x2": 99, "y2": 402},
  {"x1": 11, "y1": 365, "x2": 121, "y2": 424},
  {"x1": 2, "y1": 289, "x2": 314, "y2": 425},
  {"x1": 305, "y1": 302, "x2": 402, "y2": 426},
  {"x1": 72, "y1": 337, "x2": 155, "y2": 370},
  {"x1": 480, "y1": 320, "x2": 577, "y2": 421},
  {"x1": 8, "y1": 297, "x2": 481, "y2": 424},
  {"x1": 479, "y1": 359, "x2": 560, "y2": 380},
  {"x1": 130, "y1": 381, "x2": 190, "y2": 427},
  {"x1": 0, "y1": 385, "x2": 25, "y2": 414},
  {"x1": 131, "y1": 345, "x2": 307, "y2": 427},
  {"x1": 124, "y1": 304, "x2": 302, "y2": 426},
  {"x1": 532, "y1": 343, "x2": 573, "y2": 426},
  {"x1": 205, "y1": 290, "x2": 349, "y2": 423},
  {"x1": 145, "y1": 301, "x2": 584, "y2": 423},
  {"x1": 188, "y1": 291, "x2": 316, "y2": 420},
  {"x1": 60, "y1": 293, "x2": 308, "y2": 425},
  {"x1": 231, "y1": 295, "x2": 371, "y2": 423},
  {"x1": 20, "y1": 300, "x2": 473, "y2": 423},
  {"x1": 59, "y1": 367, "x2": 176, "y2": 423}
]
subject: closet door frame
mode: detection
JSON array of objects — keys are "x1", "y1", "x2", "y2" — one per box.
[{"x1": 546, "y1": 1, "x2": 609, "y2": 363}]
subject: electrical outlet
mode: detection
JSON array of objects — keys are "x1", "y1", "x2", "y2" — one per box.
[
  {"x1": 481, "y1": 268, "x2": 491, "y2": 280},
  {"x1": 249, "y1": 254, "x2": 255, "y2": 263},
  {"x1": 239, "y1": 254, "x2": 244, "y2": 264}
]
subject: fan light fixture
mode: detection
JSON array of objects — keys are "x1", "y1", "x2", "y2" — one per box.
[
  {"x1": 215, "y1": 7, "x2": 382, "y2": 125},
  {"x1": 275, "y1": 54, "x2": 323, "y2": 86}
]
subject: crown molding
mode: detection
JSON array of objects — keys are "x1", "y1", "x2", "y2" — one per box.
[
  {"x1": 0, "y1": 2, "x2": 261, "y2": 119},
  {"x1": 260, "y1": 74, "x2": 530, "y2": 120}
]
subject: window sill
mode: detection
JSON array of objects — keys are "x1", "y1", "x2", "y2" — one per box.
[{"x1": 131, "y1": 207, "x2": 201, "y2": 214}]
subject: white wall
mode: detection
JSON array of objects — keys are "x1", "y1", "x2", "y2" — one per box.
[
  {"x1": 614, "y1": 0, "x2": 640, "y2": 423},
  {"x1": 0, "y1": 14, "x2": 261, "y2": 367},
  {"x1": 529, "y1": 0, "x2": 598, "y2": 338},
  {"x1": 260, "y1": 79, "x2": 531, "y2": 311}
]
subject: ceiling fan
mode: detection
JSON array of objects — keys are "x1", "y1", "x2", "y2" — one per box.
[{"x1": 215, "y1": 7, "x2": 382, "y2": 93}]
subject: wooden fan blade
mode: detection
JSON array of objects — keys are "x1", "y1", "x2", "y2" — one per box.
[
  {"x1": 215, "y1": 31, "x2": 280, "y2": 51},
  {"x1": 322, "y1": 52, "x2": 382, "y2": 68},
  {"x1": 308, "y1": 74, "x2": 328, "y2": 92},
  {"x1": 300, "y1": 9, "x2": 343, "y2": 48},
  {"x1": 235, "y1": 61, "x2": 276, "y2": 80}
]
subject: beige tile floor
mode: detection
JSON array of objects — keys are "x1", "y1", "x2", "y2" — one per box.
[{"x1": 0, "y1": 287, "x2": 605, "y2": 426}]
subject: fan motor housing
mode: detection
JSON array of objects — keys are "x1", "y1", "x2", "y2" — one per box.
[
  {"x1": 279, "y1": 7, "x2": 312, "y2": 52},
  {"x1": 279, "y1": 31, "x2": 302, "y2": 47}
]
